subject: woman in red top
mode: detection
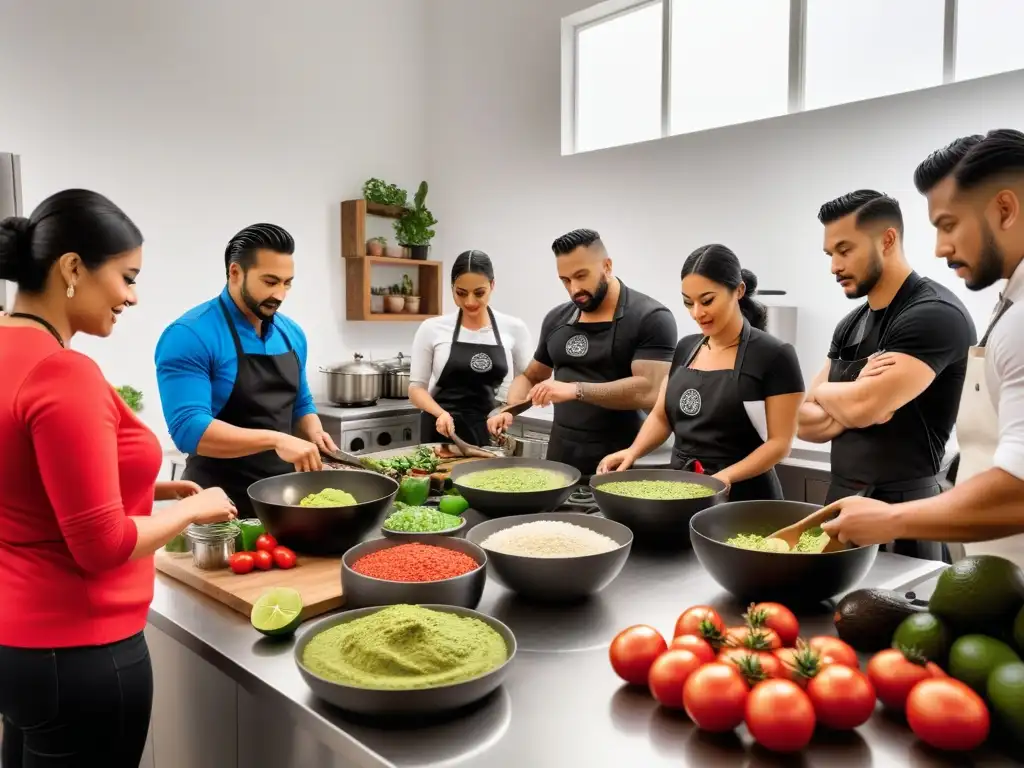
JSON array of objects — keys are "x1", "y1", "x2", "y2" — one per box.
[{"x1": 0, "y1": 190, "x2": 237, "y2": 768}]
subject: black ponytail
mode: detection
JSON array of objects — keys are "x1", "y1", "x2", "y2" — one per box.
[{"x1": 681, "y1": 244, "x2": 768, "y2": 332}]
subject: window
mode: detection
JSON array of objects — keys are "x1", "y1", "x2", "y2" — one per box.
[
  {"x1": 670, "y1": 0, "x2": 790, "y2": 135},
  {"x1": 575, "y1": 2, "x2": 663, "y2": 153},
  {"x1": 955, "y1": 0, "x2": 1024, "y2": 83},
  {"x1": 804, "y1": 0, "x2": 945, "y2": 111}
]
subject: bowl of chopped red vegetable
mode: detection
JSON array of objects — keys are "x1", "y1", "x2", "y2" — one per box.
[{"x1": 341, "y1": 536, "x2": 488, "y2": 610}]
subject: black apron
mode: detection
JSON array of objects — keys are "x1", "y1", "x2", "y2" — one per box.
[
  {"x1": 182, "y1": 298, "x2": 301, "y2": 519},
  {"x1": 419, "y1": 308, "x2": 509, "y2": 447},
  {"x1": 665, "y1": 320, "x2": 783, "y2": 502},
  {"x1": 824, "y1": 273, "x2": 946, "y2": 561},
  {"x1": 545, "y1": 295, "x2": 641, "y2": 479}
]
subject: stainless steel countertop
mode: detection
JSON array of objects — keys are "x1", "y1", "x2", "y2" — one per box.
[{"x1": 147, "y1": 523, "x2": 1014, "y2": 767}]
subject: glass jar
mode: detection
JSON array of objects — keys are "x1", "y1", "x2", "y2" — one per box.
[{"x1": 186, "y1": 522, "x2": 237, "y2": 571}]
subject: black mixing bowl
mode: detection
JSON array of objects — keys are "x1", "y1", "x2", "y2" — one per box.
[
  {"x1": 248, "y1": 469, "x2": 398, "y2": 555},
  {"x1": 450, "y1": 458, "x2": 580, "y2": 517},
  {"x1": 590, "y1": 469, "x2": 727, "y2": 547},
  {"x1": 689, "y1": 500, "x2": 879, "y2": 604}
]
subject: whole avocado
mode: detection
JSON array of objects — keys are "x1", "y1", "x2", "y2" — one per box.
[
  {"x1": 929, "y1": 555, "x2": 1024, "y2": 633},
  {"x1": 834, "y1": 588, "x2": 926, "y2": 653}
]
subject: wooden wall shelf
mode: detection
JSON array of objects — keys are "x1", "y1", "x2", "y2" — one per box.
[{"x1": 341, "y1": 199, "x2": 406, "y2": 258}]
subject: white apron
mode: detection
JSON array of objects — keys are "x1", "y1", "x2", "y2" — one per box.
[{"x1": 953, "y1": 295, "x2": 1024, "y2": 565}]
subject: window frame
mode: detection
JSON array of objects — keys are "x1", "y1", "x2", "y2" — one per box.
[{"x1": 562, "y1": 0, "x2": 960, "y2": 155}]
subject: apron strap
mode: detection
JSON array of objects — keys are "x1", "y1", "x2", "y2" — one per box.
[
  {"x1": 217, "y1": 296, "x2": 294, "y2": 354},
  {"x1": 979, "y1": 296, "x2": 1014, "y2": 348}
]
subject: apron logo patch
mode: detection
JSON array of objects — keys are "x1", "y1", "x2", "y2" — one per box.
[
  {"x1": 565, "y1": 334, "x2": 589, "y2": 358},
  {"x1": 470, "y1": 353, "x2": 493, "y2": 373},
  {"x1": 679, "y1": 388, "x2": 701, "y2": 417}
]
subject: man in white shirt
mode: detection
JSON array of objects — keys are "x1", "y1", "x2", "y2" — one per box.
[{"x1": 823, "y1": 129, "x2": 1024, "y2": 553}]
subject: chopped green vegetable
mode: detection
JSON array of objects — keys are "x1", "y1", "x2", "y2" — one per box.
[
  {"x1": 726, "y1": 528, "x2": 829, "y2": 553},
  {"x1": 362, "y1": 446, "x2": 440, "y2": 479},
  {"x1": 459, "y1": 467, "x2": 567, "y2": 493},
  {"x1": 383, "y1": 507, "x2": 462, "y2": 533},
  {"x1": 599, "y1": 479, "x2": 715, "y2": 500}
]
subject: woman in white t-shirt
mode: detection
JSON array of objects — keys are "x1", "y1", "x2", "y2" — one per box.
[{"x1": 409, "y1": 250, "x2": 532, "y2": 446}]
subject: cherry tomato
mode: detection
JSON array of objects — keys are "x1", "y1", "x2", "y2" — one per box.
[
  {"x1": 272, "y1": 546, "x2": 297, "y2": 569},
  {"x1": 745, "y1": 679, "x2": 816, "y2": 753},
  {"x1": 255, "y1": 533, "x2": 278, "y2": 552},
  {"x1": 906, "y1": 678, "x2": 990, "y2": 752},
  {"x1": 609, "y1": 625, "x2": 668, "y2": 686},
  {"x1": 228, "y1": 552, "x2": 255, "y2": 575},
  {"x1": 720, "y1": 648, "x2": 783, "y2": 682},
  {"x1": 866, "y1": 648, "x2": 946, "y2": 712},
  {"x1": 747, "y1": 602, "x2": 800, "y2": 647},
  {"x1": 674, "y1": 606, "x2": 725, "y2": 638},
  {"x1": 808, "y1": 636, "x2": 859, "y2": 669},
  {"x1": 806, "y1": 663, "x2": 877, "y2": 730},
  {"x1": 648, "y1": 649, "x2": 705, "y2": 709},
  {"x1": 252, "y1": 549, "x2": 274, "y2": 571},
  {"x1": 683, "y1": 662, "x2": 749, "y2": 732},
  {"x1": 726, "y1": 625, "x2": 782, "y2": 651},
  {"x1": 670, "y1": 634, "x2": 716, "y2": 664}
]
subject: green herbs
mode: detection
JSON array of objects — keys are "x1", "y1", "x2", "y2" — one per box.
[
  {"x1": 599, "y1": 480, "x2": 716, "y2": 500},
  {"x1": 115, "y1": 385, "x2": 143, "y2": 412},
  {"x1": 459, "y1": 467, "x2": 567, "y2": 493},
  {"x1": 393, "y1": 181, "x2": 437, "y2": 246},
  {"x1": 362, "y1": 446, "x2": 440, "y2": 477},
  {"x1": 725, "y1": 529, "x2": 830, "y2": 553},
  {"x1": 383, "y1": 507, "x2": 463, "y2": 533},
  {"x1": 362, "y1": 178, "x2": 408, "y2": 208}
]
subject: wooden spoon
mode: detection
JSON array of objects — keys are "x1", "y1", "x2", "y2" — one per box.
[{"x1": 765, "y1": 500, "x2": 841, "y2": 551}]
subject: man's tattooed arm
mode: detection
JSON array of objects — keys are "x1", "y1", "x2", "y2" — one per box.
[{"x1": 578, "y1": 360, "x2": 670, "y2": 411}]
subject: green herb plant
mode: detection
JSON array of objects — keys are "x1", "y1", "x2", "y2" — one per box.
[
  {"x1": 116, "y1": 385, "x2": 143, "y2": 412},
  {"x1": 393, "y1": 181, "x2": 438, "y2": 247},
  {"x1": 362, "y1": 178, "x2": 408, "y2": 208}
]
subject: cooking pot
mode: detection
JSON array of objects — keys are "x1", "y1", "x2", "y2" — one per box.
[
  {"x1": 320, "y1": 354, "x2": 383, "y2": 407},
  {"x1": 379, "y1": 353, "x2": 411, "y2": 399},
  {"x1": 494, "y1": 432, "x2": 549, "y2": 459}
]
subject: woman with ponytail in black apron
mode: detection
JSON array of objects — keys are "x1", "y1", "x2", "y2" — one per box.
[
  {"x1": 409, "y1": 251, "x2": 533, "y2": 446},
  {"x1": 598, "y1": 244, "x2": 805, "y2": 501}
]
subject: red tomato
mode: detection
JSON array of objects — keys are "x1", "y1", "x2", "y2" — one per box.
[
  {"x1": 609, "y1": 625, "x2": 668, "y2": 686},
  {"x1": 228, "y1": 552, "x2": 255, "y2": 575},
  {"x1": 745, "y1": 679, "x2": 816, "y2": 753},
  {"x1": 726, "y1": 625, "x2": 782, "y2": 651},
  {"x1": 906, "y1": 678, "x2": 990, "y2": 752},
  {"x1": 719, "y1": 648, "x2": 783, "y2": 682},
  {"x1": 252, "y1": 549, "x2": 274, "y2": 571},
  {"x1": 806, "y1": 664, "x2": 877, "y2": 730},
  {"x1": 255, "y1": 533, "x2": 278, "y2": 553},
  {"x1": 674, "y1": 606, "x2": 725, "y2": 638},
  {"x1": 747, "y1": 602, "x2": 800, "y2": 647},
  {"x1": 683, "y1": 662, "x2": 750, "y2": 732},
  {"x1": 670, "y1": 634, "x2": 716, "y2": 664},
  {"x1": 648, "y1": 649, "x2": 705, "y2": 709},
  {"x1": 272, "y1": 546, "x2": 297, "y2": 569},
  {"x1": 808, "y1": 636, "x2": 859, "y2": 669},
  {"x1": 866, "y1": 648, "x2": 946, "y2": 712}
]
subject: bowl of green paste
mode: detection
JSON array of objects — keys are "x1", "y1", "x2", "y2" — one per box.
[
  {"x1": 294, "y1": 603, "x2": 516, "y2": 716},
  {"x1": 451, "y1": 458, "x2": 581, "y2": 517},
  {"x1": 689, "y1": 500, "x2": 879, "y2": 604}
]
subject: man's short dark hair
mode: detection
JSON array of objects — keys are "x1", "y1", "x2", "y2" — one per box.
[
  {"x1": 951, "y1": 128, "x2": 1024, "y2": 193},
  {"x1": 551, "y1": 228, "x2": 603, "y2": 256},
  {"x1": 224, "y1": 223, "x2": 295, "y2": 276},
  {"x1": 817, "y1": 190, "x2": 904, "y2": 238},
  {"x1": 913, "y1": 135, "x2": 984, "y2": 194}
]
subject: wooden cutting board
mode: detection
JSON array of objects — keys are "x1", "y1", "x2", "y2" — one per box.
[{"x1": 154, "y1": 549, "x2": 344, "y2": 621}]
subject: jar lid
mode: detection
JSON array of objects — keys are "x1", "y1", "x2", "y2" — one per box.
[{"x1": 186, "y1": 522, "x2": 238, "y2": 542}]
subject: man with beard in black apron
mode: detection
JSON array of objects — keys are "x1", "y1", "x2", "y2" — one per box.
[
  {"x1": 502, "y1": 229, "x2": 677, "y2": 479},
  {"x1": 824, "y1": 130, "x2": 1024, "y2": 557},
  {"x1": 156, "y1": 224, "x2": 335, "y2": 518},
  {"x1": 798, "y1": 191, "x2": 976, "y2": 561}
]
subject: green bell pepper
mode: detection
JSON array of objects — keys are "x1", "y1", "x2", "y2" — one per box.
[
  {"x1": 396, "y1": 474, "x2": 431, "y2": 507},
  {"x1": 234, "y1": 519, "x2": 265, "y2": 551}
]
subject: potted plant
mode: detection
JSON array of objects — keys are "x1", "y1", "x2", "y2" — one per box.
[
  {"x1": 366, "y1": 236, "x2": 386, "y2": 257},
  {"x1": 115, "y1": 385, "x2": 143, "y2": 413},
  {"x1": 400, "y1": 273, "x2": 420, "y2": 314},
  {"x1": 370, "y1": 286, "x2": 386, "y2": 314},
  {"x1": 384, "y1": 239, "x2": 403, "y2": 259},
  {"x1": 393, "y1": 180, "x2": 437, "y2": 260},
  {"x1": 384, "y1": 284, "x2": 405, "y2": 314},
  {"x1": 362, "y1": 178, "x2": 408, "y2": 209}
]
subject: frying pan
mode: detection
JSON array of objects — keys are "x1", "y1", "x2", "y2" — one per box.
[
  {"x1": 450, "y1": 457, "x2": 581, "y2": 517},
  {"x1": 247, "y1": 470, "x2": 398, "y2": 555}
]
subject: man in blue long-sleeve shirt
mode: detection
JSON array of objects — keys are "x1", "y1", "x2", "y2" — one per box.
[{"x1": 155, "y1": 223, "x2": 337, "y2": 517}]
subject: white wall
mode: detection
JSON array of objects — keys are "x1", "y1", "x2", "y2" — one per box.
[
  {"x1": 0, "y1": 0, "x2": 429, "y2": 445},
  {"x1": 426, "y1": 0, "x2": 1022, "y2": 384}
]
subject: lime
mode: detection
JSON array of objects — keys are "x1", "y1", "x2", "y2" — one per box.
[
  {"x1": 948, "y1": 634, "x2": 1021, "y2": 695},
  {"x1": 892, "y1": 612, "x2": 950, "y2": 664},
  {"x1": 438, "y1": 494, "x2": 469, "y2": 516},
  {"x1": 988, "y1": 661, "x2": 1024, "y2": 743},
  {"x1": 250, "y1": 587, "x2": 304, "y2": 638}
]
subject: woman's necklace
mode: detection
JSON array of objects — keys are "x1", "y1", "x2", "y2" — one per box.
[
  {"x1": 8, "y1": 313, "x2": 66, "y2": 347},
  {"x1": 703, "y1": 331, "x2": 741, "y2": 352}
]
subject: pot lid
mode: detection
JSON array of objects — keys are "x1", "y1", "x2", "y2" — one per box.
[
  {"x1": 324, "y1": 353, "x2": 384, "y2": 375},
  {"x1": 378, "y1": 352, "x2": 411, "y2": 372}
]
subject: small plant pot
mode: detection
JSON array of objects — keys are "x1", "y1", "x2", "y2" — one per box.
[
  {"x1": 384, "y1": 244, "x2": 404, "y2": 259},
  {"x1": 408, "y1": 244, "x2": 430, "y2": 261},
  {"x1": 370, "y1": 295, "x2": 384, "y2": 314},
  {"x1": 404, "y1": 296, "x2": 421, "y2": 314},
  {"x1": 366, "y1": 239, "x2": 384, "y2": 257},
  {"x1": 384, "y1": 295, "x2": 405, "y2": 313}
]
